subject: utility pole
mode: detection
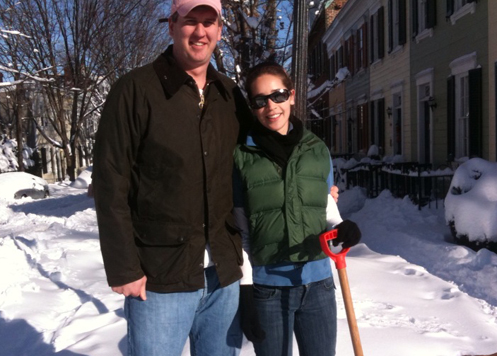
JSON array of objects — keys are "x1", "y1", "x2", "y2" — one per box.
[{"x1": 291, "y1": 0, "x2": 310, "y2": 123}]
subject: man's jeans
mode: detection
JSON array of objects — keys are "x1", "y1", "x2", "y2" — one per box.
[
  {"x1": 252, "y1": 277, "x2": 337, "y2": 356},
  {"x1": 125, "y1": 267, "x2": 242, "y2": 356}
]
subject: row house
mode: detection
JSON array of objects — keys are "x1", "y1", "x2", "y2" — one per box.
[{"x1": 311, "y1": 0, "x2": 495, "y2": 168}]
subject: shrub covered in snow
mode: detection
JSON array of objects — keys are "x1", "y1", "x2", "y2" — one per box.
[
  {"x1": 0, "y1": 136, "x2": 35, "y2": 173},
  {"x1": 445, "y1": 158, "x2": 497, "y2": 252}
]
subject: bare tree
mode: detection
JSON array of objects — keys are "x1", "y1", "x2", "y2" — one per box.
[
  {"x1": 0, "y1": 0, "x2": 170, "y2": 180},
  {"x1": 218, "y1": 0, "x2": 294, "y2": 82}
]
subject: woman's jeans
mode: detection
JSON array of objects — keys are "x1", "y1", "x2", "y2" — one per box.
[
  {"x1": 124, "y1": 266, "x2": 242, "y2": 356},
  {"x1": 252, "y1": 277, "x2": 337, "y2": 356}
]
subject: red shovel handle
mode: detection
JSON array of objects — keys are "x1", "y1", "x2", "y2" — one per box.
[{"x1": 319, "y1": 229, "x2": 350, "y2": 270}]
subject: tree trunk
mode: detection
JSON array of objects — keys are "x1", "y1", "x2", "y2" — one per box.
[{"x1": 15, "y1": 82, "x2": 24, "y2": 171}]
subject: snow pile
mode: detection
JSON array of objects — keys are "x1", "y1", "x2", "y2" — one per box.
[
  {"x1": 445, "y1": 158, "x2": 497, "y2": 243},
  {"x1": 70, "y1": 166, "x2": 93, "y2": 189}
]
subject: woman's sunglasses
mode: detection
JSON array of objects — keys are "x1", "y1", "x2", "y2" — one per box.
[{"x1": 250, "y1": 89, "x2": 291, "y2": 109}]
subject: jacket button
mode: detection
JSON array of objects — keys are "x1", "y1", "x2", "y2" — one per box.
[
  {"x1": 178, "y1": 237, "x2": 184, "y2": 243},
  {"x1": 199, "y1": 263, "x2": 204, "y2": 268},
  {"x1": 204, "y1": 151, "x2": 208, "y2": 156}
]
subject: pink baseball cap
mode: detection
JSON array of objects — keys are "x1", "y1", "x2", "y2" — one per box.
[{"x1": 171, "y1": 0, "x2": 222, "y2": 17}]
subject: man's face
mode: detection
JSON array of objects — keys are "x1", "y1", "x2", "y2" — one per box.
[{"x1": 169, "y1": 6, "x2": 222, "y2": 72}]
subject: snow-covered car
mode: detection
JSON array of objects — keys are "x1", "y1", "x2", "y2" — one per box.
[
  {"x1": 445, "y1": 158, "x2": 497, "y2": 252},
  {"x1": 0, "y1": 171, "x2": 50, "y2": 200}
]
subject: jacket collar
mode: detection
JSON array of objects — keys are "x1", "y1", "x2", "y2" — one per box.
[
  {"x1": 246, "y1": 122, "x2": 295, "y2": 147},
  {"x1": 153, "y1": 45, "x2": 229, "y2": 100}
]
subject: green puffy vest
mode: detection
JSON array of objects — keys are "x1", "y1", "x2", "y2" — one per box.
[{"x1": 234, "y1": 129, "x2": 330, "y2": 266}]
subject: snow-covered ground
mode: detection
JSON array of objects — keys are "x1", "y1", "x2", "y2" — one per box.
[{"x1": 0, "y1": 182, "x2": 496, "y2": 356}]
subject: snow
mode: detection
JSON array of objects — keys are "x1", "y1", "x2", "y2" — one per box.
[
  {"x1": 0, "y1": 138, "x2": 35, "y2": 172},
  {"x1": 0, "y1": 182, "x2": 496, "y2": 356},
  {"x1": 70, "y1": 166, "x2": 92, "y2": 190},
  {"x1": 445, "y1": 158, "x2": 497, "y2": 243},
  {"x1": 0, "y1": 172, "x2": 49, "y2": 200}
]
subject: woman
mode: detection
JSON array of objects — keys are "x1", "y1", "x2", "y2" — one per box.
[{"x1": 234, "y1": 62, "x2": 361, "y2": 356}]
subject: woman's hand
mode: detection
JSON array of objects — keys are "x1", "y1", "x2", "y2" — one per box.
[{"x1": 330, "y1": 185, "x2": 339, "y2": 203}]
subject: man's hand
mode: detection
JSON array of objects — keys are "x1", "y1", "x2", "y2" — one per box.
[
  {"x1": 330, "y1": 185, "x2": 339, "y2": 203},
  {"x1": 112, "y1": 276, "x2": 147, "y2": 301}
]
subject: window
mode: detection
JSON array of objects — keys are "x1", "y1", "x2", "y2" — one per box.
[
  {"x1": 309, "y1": 43, "x2": 323, "y2": 78},
  {"x1": 388, "y1": 0, "x2": 407, "y2": 52},
  {"x1": 355, "y1": 24, "x2": 368, "y2": 71},
  {"x1": 356, "y1": 28, "x2": 364, "y2": 70},
  {"x1": 455, "y1": 0, "x2": 470, "y2": 10},
  {"x1": 344, "y1": 36, "x2": 354, "y2": 74},
  {"x1": 370, "y1": 99, "x2": 385, "y2": 152},
  {"x1": 447, "y1": 52, "x2": 481, "y2": 160},
  {"x1": 446, "y1": 0, "x2": 476, "y2": 24},
  {"x1": 356, "y1": 102, "x2": 369, "y2": 152},
  {"x1": 370, "y1": 7, "x2": 385, "y2": 63},
  {"x1": 412, "y1": 0, "x2": 436, "y2": 41},
  {"x1": 418, "y1": 0, "x2": 427, "y2": 32},
  {"x1": 415, "y1": 68, "x2": 434, "y2": 164},
  {"x1": 369, "y1": 6, "x2": 385, "y2": 63}
]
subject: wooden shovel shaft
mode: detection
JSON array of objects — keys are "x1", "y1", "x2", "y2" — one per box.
[{"x1": 337, "y1": 268, "x2": 364, "y2": 356}]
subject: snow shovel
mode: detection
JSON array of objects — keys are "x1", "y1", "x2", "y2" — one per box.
[{"x1": 320, "y1": 229, "x2": 364, "y2": 356}]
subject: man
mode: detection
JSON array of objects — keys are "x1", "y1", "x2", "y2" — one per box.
[{"x1": 92, "y1": 0, "x2": 250, "y2": 355}]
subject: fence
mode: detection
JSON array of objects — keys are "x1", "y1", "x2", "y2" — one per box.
[{"x1": 336, "y1": 160, "x2": 454, "y2": 210}]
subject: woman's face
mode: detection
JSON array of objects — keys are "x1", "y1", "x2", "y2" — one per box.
[{"x1": 250, "y1": 74, "x2": 295, "y2": 135}]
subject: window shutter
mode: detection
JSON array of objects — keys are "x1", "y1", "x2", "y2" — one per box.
[
  {"x1": 363, "y1": 103, "x2": 370, "y2": 150},
  {"x1": 356, "y1": 29, "x2": 361, "y2": 71},
  {"x1": 350, "y1": 36, "x2": 355, "y2": 74},
  {"x1": 370, "y1": 101, "x2": 376, "y2": 144},
  {"x1": 412, "y1": 0, "x2": 419, "y2": 38},
  {"x1": 468, "y1": 67, "x2": 482, "y2": 157},
  {"x1": 388, "y1": 0, "x2": 393, "y2": 52},
  {"x1": 378, "y1": 7, "x2": 385, "y2": 58},
  {"x1": 378, "y1": 98, "x2": 386, "y2": 152},
  {"x1": 447, "y1": 76, "x2": 456, "y2": 161},
  {"x1": 427, "y1": 0, "x2": 437, "y2": 29},
  {"x1": 363, "y1": 23, "x2": 368, "y2": 69},
  {"x1": 370, "y1": 15, "x2": 375, "y2": 63},
  {"x1": 399, "y1": 0, "x2": 407, "y2": 45},
  {"x1": 330, "y1": 54, "x2": 336, "y2": 79},
  {"x1": 357, "y1": 105, "x2": 363, "y2": 150},
  {"x1": 446, "y1": 0, "x2": 454, "y2": 19}
]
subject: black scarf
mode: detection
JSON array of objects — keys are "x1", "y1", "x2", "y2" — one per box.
[{"x1": 251, "y1": 116, "x2": 304, "y2": 169}]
